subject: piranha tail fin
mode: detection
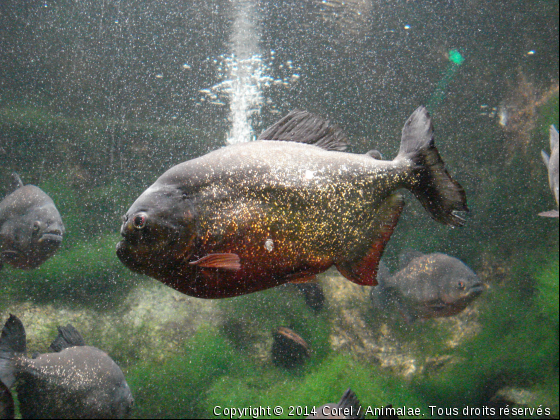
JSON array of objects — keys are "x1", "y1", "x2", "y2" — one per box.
[
  {"x1": 0, "y1": 379, "x2": 14, "y2": 420},
  {"x1": 337, "y1": 388, "x2": 364, "y2": 419},
  {"x1": 370, "y1": 261, "x2": 403, "y2": 319},
  {"x1": 397, "y1": 106, "x2": 468, "y2": 227},
  {"x1": 0, "y1": 315, "x2": 26, "y2": 389}
]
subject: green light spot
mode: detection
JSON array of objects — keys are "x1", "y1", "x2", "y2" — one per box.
[{"x1": 449, "y1": 49, "x2": 464, "y2": 65}]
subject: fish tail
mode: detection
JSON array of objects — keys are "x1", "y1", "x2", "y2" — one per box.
[
  {"x1": 370, "y1": 286, "x2": 389, "y2": 314},
  {"x1": 369, "y1": 262, "x2": 392, "y2": 314},
  {"x1": 337, "y1": 388, "x2": 364, "y2": 419},
  {"x1": 0, "y1": 315, "x2": 26, "y2": 389},
  {"x1": 396, "y1": 106, "x2": 468, "y2": 227},
  {"x1": 0, "y1": 379, "x2": 14, "y2": 419}
]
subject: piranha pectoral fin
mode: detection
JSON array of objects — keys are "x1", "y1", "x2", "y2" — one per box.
[
  {"x1": 189, "y1": 253, "x2": 241, "y2": 270},
  {"x1": 335, "y1": 193, "x2": 404, "y2": 287},
  {"x1": 287, "y1": 274, "x2": 317, "y2": 284},
  {"x1": 426, "y1": 299, "x2": 447, "y2": 312}
]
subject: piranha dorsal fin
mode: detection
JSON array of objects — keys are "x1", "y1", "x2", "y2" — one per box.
[
  {"x1": 48, "y1": 324, "x2": 86, "y2": 352},
  {"x1": 398, "y1": 249, "x2": 424, "y2": 269},
  {"x1": 541, "y1": 150, "x2": 550, "y2": 168},
  {"x1": 335, "y1": 193, "x2": 405, "y2": 286},
  {"x1": 7, "y1": 173, "x2": 24, "y2": 195},
  {"x1": 550, "y1": 125, "x2": 559, "y2": 151},
  {"x1": 189, "y1": 253, "x2": 241, "y2": 270},
  {"x1": 257, "y1": 110, "x2": 349, "y2": 151}
]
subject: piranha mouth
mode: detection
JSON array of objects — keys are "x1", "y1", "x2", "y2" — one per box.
[
  {"x1": 468, "y1": 283, "x2": 486, "y2": 296},
  {"x1": 37, "y1": 232, "x2": 63, "y2": 253},
  {"x1": 116, "y1": 240, "x2": 139, "y2": 269},
  {"x1": 116, "y1": 239, "x2": 159, "y2": 276},
  {"x1": 38, "y1": 232, "x2": 63, "y2": 244},
  {"x1": 116, "y1": 240, "x2": 128, "y2": 256}
]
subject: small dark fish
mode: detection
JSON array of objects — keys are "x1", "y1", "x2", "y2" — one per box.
[
  {"x1": 271, "y1": 327, "x2": 310, "y2": 369},
  {"x1": 0, "y1": 380, "x2": 14, "y2": 420},
  {"x1": 117, "y1": 107, "x2": 467, "y2": 298},
  {"x1": 377, "y1": 404, "x2": 399, "y2": 420},
  {"x1": 371, "y1": 250, "x2": 484, "y2": 323},
  {"x1": 0, "y1": 174, "x2": 64, "y2": 269},
  {"x1": 307, "y1": 388, "x2": 364, "y2": 419},
  {"x1": 294, "y1": 283, "x2": 325, "y2": 311},
  {"x1": 539, "y1": 125, "x2": 559, "y2": 218},
  {"x1": 0, "y1": 315, "x2": 133, "y2": 419}
]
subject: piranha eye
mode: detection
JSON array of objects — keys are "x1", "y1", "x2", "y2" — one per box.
[
  {"x1": 458, "y1": 281, "x2": 465, "y2": 290},
  {"x1": 33, "y1": 221, "x2": 41, "y2": 232},
  {"x1": 133, "y1": 214, "x2": 147, "y2": 230}
]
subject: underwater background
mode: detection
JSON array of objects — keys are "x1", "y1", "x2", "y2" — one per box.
[{"x1": 0, "y1": 0, "x2": 558, "y2": 418}]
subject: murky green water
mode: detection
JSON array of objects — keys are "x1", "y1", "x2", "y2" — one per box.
[{"x1": 0, "y1": 1, "x2": 558, "y2": 418}]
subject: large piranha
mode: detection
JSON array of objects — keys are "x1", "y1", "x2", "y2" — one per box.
[{"x1": 116, "y1": 107, "x2": 467, "y2": 298}]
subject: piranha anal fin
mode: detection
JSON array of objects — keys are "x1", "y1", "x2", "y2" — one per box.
[
  {"x1": 336, "y1": 193, "x2": 404, "y2": 286},
  {"x1": 189, "y1": 253, "x2": 241, "y2": 270},
  {"x1": 48, "y1": 324, "x2": 86, "y2": 353},
  {"x1": 0, "y1": 380, "x2": 14, "y2": 420},
  {"x1": 257, "y1": 110, "x2": 349, "y2": 152}
]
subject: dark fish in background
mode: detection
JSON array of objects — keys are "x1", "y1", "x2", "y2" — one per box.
[
  {"x1": 294, "y1": 283, "x2": 325, "y2": 311},
  {"x1": 539, "y1": 125, "x2": 559, "y2": 218},
  {"x1": 377, "y1": 404, "x2": 399, "y2": 420},
  {"x1": 0, "y1": 380, "x2": 14, "y2": 420},
  {"x1": 0, "y1": 173, "x2": 64, "y2": 269},
  {"x1": 0, "y1": 315, "x2": 134, "y2": 419},
  {"x1": 271, "y1": 326, "x2": 310, "y2": 369},
  {"x1": 117, "y1": 107, "x2": 467, "y2": 298},
  {"x1": 371, "y1": 250, "x2": 484, "y2": 323},
  {"x1": 307, "y1": 388, "x2": 364, "y2": 419}
]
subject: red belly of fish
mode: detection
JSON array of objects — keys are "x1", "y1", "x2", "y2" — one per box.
[{"x1": 161, "y1": 233, "x2": 334, "y2": 299}]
